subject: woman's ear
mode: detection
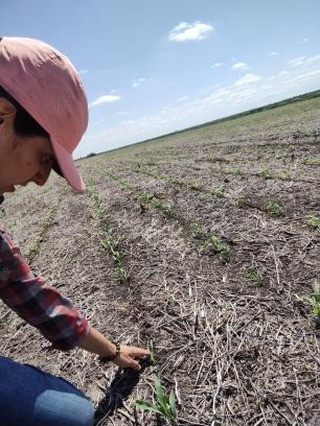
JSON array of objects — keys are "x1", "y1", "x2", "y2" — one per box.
[
  {"x1": 0, "y1": 99, "x2": 17, "y2": 152},
  {"x1": 0, "y1": 98, "x2": 16, "y2": 135}
]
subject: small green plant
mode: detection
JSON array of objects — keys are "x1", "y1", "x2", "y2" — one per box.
[
  {"x1": 101, "y1": 235, "x2": 127, "y2": 283},
  {"x1": 202, "y1": 235, "x2": 230, "y2": 261},
  {"x1": 189, "y1": 222, "x2": 203, "y2": 238},
  {"x1": 234, "y1": 167, "x2": 243, "y2": 176},
  {"x1": 108, "y1": 173, "x2": 130, "y2": 189},
  {"x1": 136, "y1": 376, "x2": 178, "y2": 425},
  {"x1": 302, "y1": 157, "x2": 320, "y2": 166},
  {"x1": 280, "y1": 170, "x2": 291, "y2": 180},
  {"x1": 188, "y1": 182, "x2": 202, "y2": 191},
  {"x1": 25, "y1": 204, "x2": 58, "y2": 263},
  {"x1": 266, "y1": 200, "x2": 284, "y2": 216},
  {"x1": 138, "y1": 190, "x2": 175, "y2": 218},
  {"x1": 261, "y1": 166, "x2": 272, "y2": 179},
  {"x1": 88, "y1": 182, "x2": 128, "y2": 283},
  {"x1": 237, "y1": 196, "x2": 252, "y2": 208},
  {"x1": 244, "y1": 267, "x2": 262, "y2": 284},
  {"x1": 296, "y1": 280, "x2": 320, "y2": 320},
  {"x1": 147, "y1": 340, "x2": 157, "y2": 366},
  {"x1": 211, "y1": 187, "x2": 224, "y2": 198},
  {"x1": 307, "y1": 214, "x2": 320, "y2": 229}
]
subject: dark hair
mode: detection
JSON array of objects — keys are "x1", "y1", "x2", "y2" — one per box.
[
  {"x1": 0, "y1": 86, "x2": 49, "y2": 137},
  {"x1": 0, "y1": 86, "x2": 62, "y2": 176}
]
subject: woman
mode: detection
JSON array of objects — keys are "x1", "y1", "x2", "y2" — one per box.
[{"x1": 0, "y1": 36, "x2": 149, "y2": 426}]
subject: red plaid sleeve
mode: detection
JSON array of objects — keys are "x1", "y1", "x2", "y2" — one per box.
[{"x1": 0, "y1": 229, "x2": 90, "y2": 350}]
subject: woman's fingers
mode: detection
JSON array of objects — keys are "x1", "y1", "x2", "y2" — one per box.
[
  {"x1": 128, "y1": 358, "x2": 141, "y2": 371},
  {"x1": 129, "y1": 346, "x2": 151, "y2": 358},
  {"x1": 115, "y1": 353, "x2": 141, "y2": 370},
  {"x1": 113, "y1": 345, "x2": 151, "y2": 370}
]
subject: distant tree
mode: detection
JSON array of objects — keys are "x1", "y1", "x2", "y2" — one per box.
[{"x1": 86, "y1": 152, "x2": 96, "y2": 158}]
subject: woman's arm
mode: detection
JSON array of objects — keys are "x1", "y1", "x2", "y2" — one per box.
[
  {"x1": 1, "y1": 230, "x2": 149, "y2": 368},
  {"x1": 79, "y1": 328, "x2": 150, "y2": 371}
]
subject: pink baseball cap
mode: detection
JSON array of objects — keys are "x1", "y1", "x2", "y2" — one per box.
[{"x1": 0, "y1": 36, "x2": 88, "y2": 191}]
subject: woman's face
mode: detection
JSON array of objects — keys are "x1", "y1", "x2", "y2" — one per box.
[
  {"x1": 0, "y1": 99, "x2": 55, "y2": 194},
  {"x1": 0, "y1": 134, "x2": 55, "y2": 194}
]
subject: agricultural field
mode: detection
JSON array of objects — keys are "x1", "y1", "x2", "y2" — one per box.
[{"x1": 1, "y1": 96, "x2": 320, "y2": 425}]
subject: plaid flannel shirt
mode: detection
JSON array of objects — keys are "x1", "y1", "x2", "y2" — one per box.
[{"x1": 0, "y1": 228, "x2": 90, "y2": 350}]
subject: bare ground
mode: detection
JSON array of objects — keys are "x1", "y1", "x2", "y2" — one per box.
[{"x1": 1, "y1": 97, "x2": 320, "y2": 425}]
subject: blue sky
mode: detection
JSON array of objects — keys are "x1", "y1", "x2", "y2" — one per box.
[{"x1": 2, "y1": 0, "x2": 320, "y2": 157}]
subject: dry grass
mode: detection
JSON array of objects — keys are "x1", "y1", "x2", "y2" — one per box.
[{"x1": 0, "y1": 97, "x2": 319, "y2": 425}]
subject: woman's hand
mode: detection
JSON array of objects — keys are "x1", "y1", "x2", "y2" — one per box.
[
  {"x1": 113, "y1": 345, "x2": 150, "y2": 371},
  {"x1": 79, "y1": 328, "x2": 150, "y2": 371}
]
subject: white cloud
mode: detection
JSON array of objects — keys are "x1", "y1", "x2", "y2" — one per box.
[
  {"x1": 77, "y1": 52, "x2": 320, "y2": 158},
  {"x1": 286, "y1": 69, "x2": 320, "y2": 84},
  {"x1": 178, "y1": 96, "x2": 189, "y2": 102},
  {"x1": 132, "y1": 77, "x2": 146, "y2": 88},
  {"x1": 235, "y1": 73, "x2": 262, "y2": 86},
  {"x1": 227, "y1": 87, "x2": 258, "y2": 102},
  {"x1": 89, "y1": 94, "x2": 121, "y2": 108},
  {"x1": 303, "y1": 37, "x2": 309, "y2": 43},
  {"x1": 78, "y1": 69, "x2": 89, "y2": 75},
  {"x1": 306, "y1": 54, "x2": 320, "y2": 64},
  {"x1": 269, "y1": 51, "x2": 278, "y2": 56},
  {"x1": 168, "y1": 21, "x2": 213, "y2": 42},
  {"x1": 211, "y1": 62, "x2": 223, "y2": 69},
  {"x1": 287, "y1": 56, "x2": 307, "y2": 67},
  {"x1": 232, "y1": 62, "x2": 249, "y2": 70},
  {"x1": 131, "y1": 77, "x2": 158, "y2": 89}
]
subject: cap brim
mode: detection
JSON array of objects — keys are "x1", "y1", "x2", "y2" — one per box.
[{"x1": 51, "y1": 138, "x2": 85, "y2": 192}]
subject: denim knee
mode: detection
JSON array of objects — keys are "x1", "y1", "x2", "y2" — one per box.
[
  {"x1": 33, "y1": 389, "x2": 95, "y2": 426},
  {"x1": 0, "y1": 356, "x2": 94, "y2": 426}
]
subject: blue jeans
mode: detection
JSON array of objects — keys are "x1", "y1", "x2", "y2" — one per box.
[{"x1": 0, "y1": 356, "x2": 95, "y2": 426}]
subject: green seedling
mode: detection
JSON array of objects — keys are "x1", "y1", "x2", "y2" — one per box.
[
  {"x1": 266, "y1": 200, "x2": 284, "y2": 216},
  {"x1": 280, "y1": 170, "x2": 291, "y2": 180},
  {"x1": 307, "y1": 214, "x2": 320, "y2": 229},
  {"x1": 189, "y1": 222, "x2": 203, "y2": 238},
  {"x1": 88, "y1": 182, "x2": 128, "y2": 283},
  {"x1": 234, "y1": 167, "x2": 243, "y2": 176},
  {"x1": 188, "y1": 182, "x2": 202, "y2": 191},
  {"x1": 244, "y1": 267, "x2": 262, "y2": 284},
  {"x1": 136, "y1": 376, "x2": 178, "y2": 425},
  {"x1": 147, "y1": 340, "x2": 157, "y2": 366},
  {"x1": 202, "y1": 235, "x2": 230, "y2": 261},
  {"x1": 302, "y1": 157, "x2": 320, "y2": 166},
  {"x1": 296, "y1": 280, "x2": 320, "y2": 320},
  {"x1": 261, "y1": 166, "x2": 272, "y2": 179},
  {"x1": 237, "y1": 196, "x2": 252, "y2": 208},
  {"x1": 108, "y1": 173, "x2": 130, "y2": 189},
  {"x1": 101, "y1": 235, "x2": 127, "y2": 283},
  {"x1": 138, "y1": 190, "x2": 175, "y2": 218},
  {"x1": 211, "y1": 187, "x2": 224, "y2": 198},
  {"x1": 25, "y1": 204, "x2": 58, "y2": 263}
]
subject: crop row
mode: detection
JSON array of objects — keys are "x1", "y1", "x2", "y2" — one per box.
[
  {"x1": 116, "y1": 137, "x2": 319, "y2": 167},
  {"x1": 86, "y1": 180, "x2": 128, "y2": 283},
  {"x1": 98, "y1": 171, "x2": 232, "y2": 263},
  {"x1": 25, "y1": 204, "x2": 59, "y2": 264},
  {"x1": 130, "y1": 167, "x2": 315, "y2": 221},
  {"x1": 107, "y1": 157, "x2": 318, "y2": 185}
]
